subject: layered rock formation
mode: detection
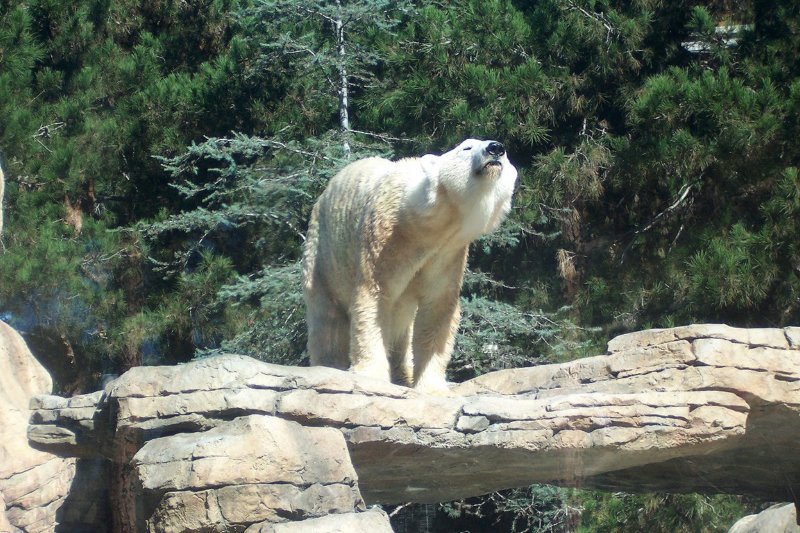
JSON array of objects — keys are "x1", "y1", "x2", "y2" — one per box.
[
  {"x1": 0, "y1": 321, "x2": 76, "y2": 532},
  {"x1": 21, "y1": 324, "x2": 800, "y2": 531}
]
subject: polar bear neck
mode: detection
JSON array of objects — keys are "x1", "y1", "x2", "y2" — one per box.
[
  {"x1": 451, "y1": 173, "x2": 513, "y2": 242},
  {"x1": 403, "y1": 159, "x2": 515, "y2": 245}
]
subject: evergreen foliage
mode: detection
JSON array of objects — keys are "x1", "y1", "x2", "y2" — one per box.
[
  {"x1": 576, "y1": 490, "x2": 753, "y2": 533},
  {"x1": 139, "y1": 132, "x2": 354, "y2": 363},
  {"x1": 1, "y1": 0, "x2": 797, "y2": 528},
  {"x1": 436, "y1": 485, "x2": 580, "y2": 532}
]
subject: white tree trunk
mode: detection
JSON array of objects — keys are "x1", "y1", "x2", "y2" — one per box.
[
  {"x1": 334, "y1": 1, "x2": 351, "y2": 158},
  {"x1": 0, "y1": 165, "x2": 5, "y2": 240}
]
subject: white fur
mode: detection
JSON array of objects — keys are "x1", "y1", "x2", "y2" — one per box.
[
  {"x1": 303, "y1": 139, "x2": 517, "y2": 393},
  {"x1": 405, "y1": 139, "x2": 517, "y2": 243}
]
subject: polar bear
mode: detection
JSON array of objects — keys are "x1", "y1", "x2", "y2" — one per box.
[{"x1": 302, "y1": 139, "x2": 517, "y2": 392}]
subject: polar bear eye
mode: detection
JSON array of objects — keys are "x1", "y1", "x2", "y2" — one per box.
[{"x1": 462, "y1": 145, "x2": 473, "y2": 151}]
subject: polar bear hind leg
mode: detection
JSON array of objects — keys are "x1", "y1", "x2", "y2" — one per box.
[{"x1": 306, "y1": 286, "x2": 351, "y2": 371}]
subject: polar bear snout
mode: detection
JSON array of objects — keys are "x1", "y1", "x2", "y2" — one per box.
[
  {"x1": 485, "y1": 141, "x2": 505, "y2": 157},
  {"x1": 478, "y1": 140, "x2": 506, "y2": 172}
]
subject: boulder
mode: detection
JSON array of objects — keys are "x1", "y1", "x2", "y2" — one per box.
[
  {"x1": 728, "y1": 503, "x2": 799, "y2": 533},
  {"x1": 0, "y1": 321, "x2": 75, "y2": 533},
  {"x1": 25, "y1": 324, "x2": 800, "y2": 531},
  {"x1": 136, "y1": 415, "x2": 364, "y2": 532}
]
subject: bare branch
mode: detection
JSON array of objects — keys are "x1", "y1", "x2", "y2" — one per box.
[
  {"x1": 32, "y1": 121, "x2": 66, "y2": 153},
  {"x1": 634, "y1": 181, "x2": 695, "y2": 236},
  {"x1": 565, "y1": 0, "x2": 619, "y2": 44},
  {"x1": 388, "y1": 502, "x2": 413, "y2": 518},
  {"x1": 350, "y1": 129, "x2": 415, "y2": 144},
  {"x1": 619, "y1": 180, "x2": 698, "y2": 263}
]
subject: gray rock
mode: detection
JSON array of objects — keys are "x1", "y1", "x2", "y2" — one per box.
[
  {"x1": 0, "y1": 321, "x2": 77, "y2": 533},
  {"x1": 728, "y1": 503, "x2": 799, "y2": 533},
  {"x1": 244, "y1": 508, "x2": 392, "y2": 533},
  {"x1": 20, "y1": 323, "x2": 800, "y2": 531}
]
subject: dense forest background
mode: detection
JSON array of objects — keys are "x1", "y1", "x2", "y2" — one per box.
[{"x1": 1, "y1": 0, "x2": 798, "y2": 530}]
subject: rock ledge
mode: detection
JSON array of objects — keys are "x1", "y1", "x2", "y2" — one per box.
[{"x1": 25, "y1": 324, "x2": 800, "y2": 532}]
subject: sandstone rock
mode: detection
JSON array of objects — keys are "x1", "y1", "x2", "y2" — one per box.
[
  {"x1": 131, "y1": 415, "x2": 364, "y2": 532},
  {"x1": 134, "y1": 415, "x2": 357, "y2": 492},
  {"x1": 728, "y1": 503, "x2": 800, "y2": 533},
  {"x1": 26, "y1": 324, "x2": 800, "y2": 531},
  {"x1": 786, "y1": 327, "x2": 800, "y2": 348},
  {"x1": 243, "y1": 507, "x2": 393, "y2": 533},
  {"x1": 0, "y1": 492, "x2": 21, "y2": 533},
  {"x1": 606, "y1": 324, "x2": 793, "y2": 352},
  {"x1": 278, "y1": 388, "x2": 461, "y2": 428},
  {"x1": 0, "y1": 321, "x2": 77, "y2": 533},
  {"x1": 146, "y1": 484, "x2": 361, "y2": 533}
]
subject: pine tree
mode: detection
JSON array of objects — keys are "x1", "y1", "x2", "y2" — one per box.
[
  {"x1": 127, "y1": 0, "x2": 419, "y2": 363},
  {"x1": 138, "y1": 133, "x2": 355, "y2": 363},
  {"x1": 0, "y1": 0, "x2": 261, "y2": 384},
  {"x1": 238, "y1": 0, "x2": 412, "y2": 154},
  {"x1": 0, "y1": 3, "x2": 42, "y2": 158}
]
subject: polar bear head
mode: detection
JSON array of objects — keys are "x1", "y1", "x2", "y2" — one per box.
[
  {"x1": 415, "y1": 138, "x2": 517, "y2": 240},
  {"x1": 422, "y1": 138, "x2": 517, "y2": 193}
]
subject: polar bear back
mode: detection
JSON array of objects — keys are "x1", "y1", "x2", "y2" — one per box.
[{"x1": 305, "y1": 157, "x2": 410, "y2": 304}]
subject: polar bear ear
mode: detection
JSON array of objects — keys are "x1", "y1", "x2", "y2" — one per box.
[{"x1": 420, "y1": 154, "x2": 441, "y2": 178}]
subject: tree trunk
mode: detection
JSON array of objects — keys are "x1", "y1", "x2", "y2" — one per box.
[
  {"x1": 0, "y1": 164, "x2": 4, "y2": 240},
  {"x1": 334, "y1": 1, "x2": 351, "y2": 158}
]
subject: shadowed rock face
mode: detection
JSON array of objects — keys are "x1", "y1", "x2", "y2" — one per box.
[{"x1": 19, "y1": 324, "x2": 800, "y2": 532}]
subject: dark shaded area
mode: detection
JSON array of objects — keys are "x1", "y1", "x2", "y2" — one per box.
[{"x1": 55, "y1": 459, "x2": 111, "y2": 533}]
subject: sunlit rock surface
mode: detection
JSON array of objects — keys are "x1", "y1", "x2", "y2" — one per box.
[
  {"x1": 728, "y1": 503, "x2": 799, "y2": 533},
  {"x1": 0, "y1": 321, "x2": 80, "y2": 533},
  {"x1": 21, "y1": 324, "x2": 800, "y2": 532}
]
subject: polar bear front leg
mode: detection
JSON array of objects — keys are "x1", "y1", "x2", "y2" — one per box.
[
  {"x1": 412, "y1": 298, "x2": 459, "y2": 394},
  {"x1": 348, "y1": 287, "x2": 392, "y2": 382},
  {"x1": 411, "y1": 249, "x2": 468, "y2": 394}
]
